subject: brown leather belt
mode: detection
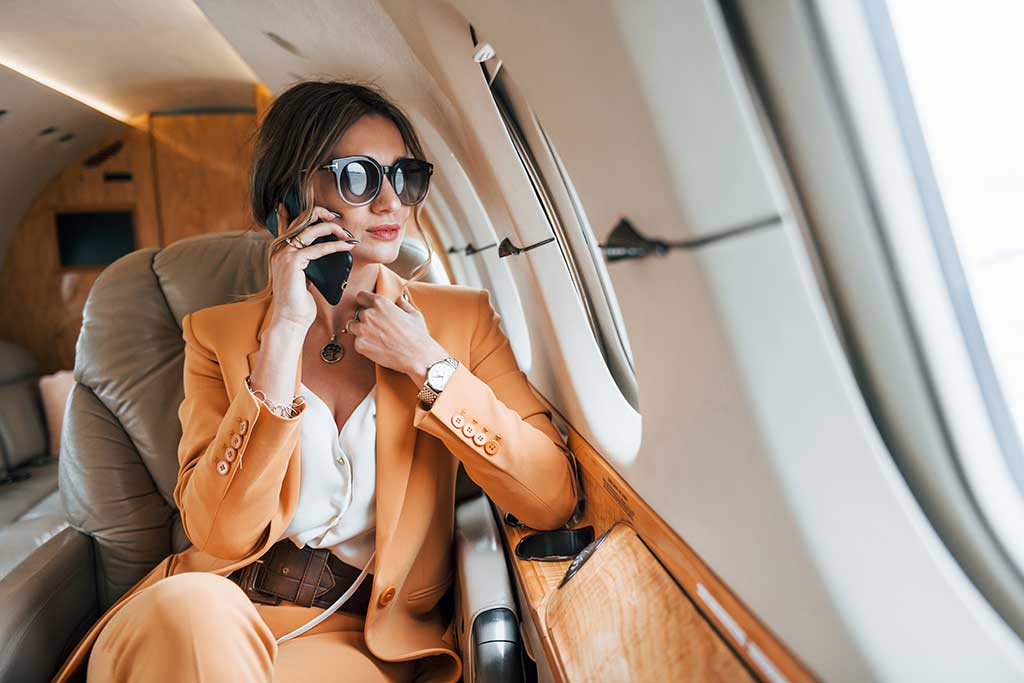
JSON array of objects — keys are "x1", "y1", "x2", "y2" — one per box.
[{"x1": 227, "y1": 539, "x2": 373, "y2": 615}]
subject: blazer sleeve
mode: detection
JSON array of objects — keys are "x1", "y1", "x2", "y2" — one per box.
[
  {"x1": 413, "y1": 289, "x2": 580, "y2": 530},
  {"x1": 173, "y1": 311, "x2": 307, "y2": 560}
]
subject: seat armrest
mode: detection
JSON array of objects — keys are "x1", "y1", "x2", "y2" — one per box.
[
  {"x1": 454, "y1": 495, "x2": 525, "y2": 683},
  {"x1": 0, "y1": 527, "x2": 98, "y2": 683}
]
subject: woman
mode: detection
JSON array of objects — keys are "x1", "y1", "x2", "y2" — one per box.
[{"x1": 53, "y1": 81, "x2": 579, "y2": 683}]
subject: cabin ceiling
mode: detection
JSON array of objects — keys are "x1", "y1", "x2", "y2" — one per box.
[{"x1": 0, "y1": 0, "x2": 256, "y2": 119}]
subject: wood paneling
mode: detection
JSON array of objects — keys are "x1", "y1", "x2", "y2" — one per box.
[
  {"x1": 0, "y1": 85, "x2": 262, "y2": 374},
  {"x1": 497, "y1": 394, "x2": 820, "y2": 683},
  {"x1": 0, "y1": 122, "x2": 157, "y2": 374},
  {"x1": 546, "y1": 524, "x2": 755, "y2": 683},
  {"x1": 150, "y1": 111, "x2": 256, "y2": 244}
]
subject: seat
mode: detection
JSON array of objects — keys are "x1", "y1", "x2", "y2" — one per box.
[
  {"x1": 0, "y1": 340, "x2": 69, "y2": 581},
  {"x1": 0, "y1": 229, "x2": 523, "y2": 682}
]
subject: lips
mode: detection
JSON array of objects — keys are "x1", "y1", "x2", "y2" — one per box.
[{"x1": 366, "y1": 224, "x2": 400, "y2": 241}]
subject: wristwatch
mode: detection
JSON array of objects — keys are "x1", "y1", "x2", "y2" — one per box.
[{"x1": 418, "y1": 356, "x2": 459, "y2": 409}]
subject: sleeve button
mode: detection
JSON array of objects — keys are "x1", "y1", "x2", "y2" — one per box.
[
  {"x1": 216, "y1": 460, "x2": 230, "y2": 475},
  {"x1": 229, "y1": 433, "x2": 243, "y2": 449},
  {"x1": 378, "y1": 586, "x2": 396, "y2": 607},
  {"x1": 462, "y1": 423, "x2": 476, "y2": 438},
  {"x1": 237, "y1": 419, "x2": 248, "y2": 435},
  {"x1": 484, "y1": 441, "x2": 500, "y2": 456},
  {"x1": 451, "y1": 414, "x2": 465, "y2": 429},
  {"x1": 224, "y1": 447, "x2": 237, "y2": 462},
  {"x1": 473, "y1": 432, "x2": 487, "y2": 446}
]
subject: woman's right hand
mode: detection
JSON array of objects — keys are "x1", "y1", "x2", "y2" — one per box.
[{"x1": 269, "y1": 204, "x2": 359, "y2": 331}]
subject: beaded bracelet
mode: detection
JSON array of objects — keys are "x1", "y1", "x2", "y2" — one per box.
[{"x1": 245, "y1": 375, "x2": 305, "y2": 418}]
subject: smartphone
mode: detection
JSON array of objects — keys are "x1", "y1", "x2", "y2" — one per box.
[{"x1": 265, "y1": 187, "x2": 353, "y2": 305}]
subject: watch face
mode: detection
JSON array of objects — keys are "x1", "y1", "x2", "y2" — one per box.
[{"x1": 427, "y1": 361, "x2": 455, "y2": 391}]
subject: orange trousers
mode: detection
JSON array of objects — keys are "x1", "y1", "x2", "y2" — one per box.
[{"x1": 86, "y1": 572, "x2": 417, "y2": 682}]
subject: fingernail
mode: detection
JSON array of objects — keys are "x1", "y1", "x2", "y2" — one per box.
[
  {"x1": 329, "y1": 209, "x2": 342, "y2": 217},
  {"x1": 343, "y1": 229, "x2": 355, "y2": 239},
  {"x1": 345, "y1": 239, "x2": 360, "y2": 244}
]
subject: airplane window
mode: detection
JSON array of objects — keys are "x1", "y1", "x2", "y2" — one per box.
[
  {"x1": 883, "y1": 0, "x2": 1024, "y2": 488},
  {"x1": 481, "y1": 59, "x2": 640, "y2": 410}
]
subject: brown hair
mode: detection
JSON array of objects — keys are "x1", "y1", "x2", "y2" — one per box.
[{"x1": 237, "y1": 79, "x2": 434, "y2": 303}]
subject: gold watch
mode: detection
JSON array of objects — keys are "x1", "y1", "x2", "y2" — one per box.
[{"x1": 418, "y1": 357, "x2": 459, "y2": 408}]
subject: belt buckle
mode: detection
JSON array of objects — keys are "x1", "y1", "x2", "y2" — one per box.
[{"x1": 240, "y1": 559, "x2": 281, "y2": 606}]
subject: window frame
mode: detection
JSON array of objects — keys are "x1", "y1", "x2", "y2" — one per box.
[{"x1": 484, "y1": 59, "x2": 640, "y2": 410}]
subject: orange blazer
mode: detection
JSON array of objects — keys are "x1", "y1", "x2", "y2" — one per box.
[{"x1": 54, "y1": 263, "x2": 579, "y2": 683}]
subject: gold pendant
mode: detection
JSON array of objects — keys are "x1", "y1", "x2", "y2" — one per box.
[{"x1": 321, "y1": 334, "x2": 344, "y2": 363}]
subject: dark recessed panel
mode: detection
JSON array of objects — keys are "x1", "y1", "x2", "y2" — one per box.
[{"x1": 55, "y1": 210, "x2": 135, "y2": 267}]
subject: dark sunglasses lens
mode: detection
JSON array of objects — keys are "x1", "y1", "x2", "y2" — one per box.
[
  {"x1": 339, "y1": 159, "x2": 381, "y2": 204},
  {"x1": 393, "y1": 160, "x2": 431, "y2": 205}
]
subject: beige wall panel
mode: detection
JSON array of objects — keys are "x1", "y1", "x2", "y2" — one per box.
[{"x1": 151, "y1": 112, "x2": 256, "y2": 244}]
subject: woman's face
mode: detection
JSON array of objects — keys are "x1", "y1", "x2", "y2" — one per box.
[{"x1": 311, "y1": 114, "x2": 412, "y2": 266}]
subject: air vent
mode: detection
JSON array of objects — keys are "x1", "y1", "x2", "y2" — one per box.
[
  {"x1": 264, "y1": 31, "x2": 306, "y2": 58},
  {"x1": 58, "y1": 133, "x2": 75, "y2": 143},
  {"x1": 39, "y1": 126, "x2": 57, "y2": 136},
  {"x1": 103, "y1": 171, "x2": 132, "y2": 183},
  {"x1": 83, "y1": 140, "x2": 124, "y2": 168}
]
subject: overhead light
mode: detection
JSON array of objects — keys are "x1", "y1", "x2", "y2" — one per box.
[{"x1": 0, "y1": 55, "x2": 129, "y2": 122}]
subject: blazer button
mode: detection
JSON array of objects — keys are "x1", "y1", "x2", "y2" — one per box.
[
  {"x1": 224, "y1": 446, "x2": 237, "y2": 462},
  {"x1": 378, "y1": 586, "x2": 396, "y2": 607},
  {"x1": 484, "y1": 440, "x2": 500, "y2": 456},
  {"x1": 237, "y1": 418, "x2": 248, "y2": 435},
  {"x1": 462, "y1": 423, "x2": 476, "y2": 438},
  {"x1": 216, "y1": 460, "x2": 230, "y2": 475},
  {"x1": 229, "y1": 433, "x2": 243, "y2": 449},
  {"x1": 451, "y1": 414, "x2": 465, "y2": 429},
  {"x1": 473, "y1": 432, "x2": 487, "y2": 446}
]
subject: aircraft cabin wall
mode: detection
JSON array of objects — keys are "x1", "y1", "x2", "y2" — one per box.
[{"x1": 1, "y1": 1, "x2": 1022, "y2": 682}]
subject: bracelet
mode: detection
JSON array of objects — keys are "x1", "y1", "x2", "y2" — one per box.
[{"x1": 245, "y1": 375, "x2": 305, "y2": 418}]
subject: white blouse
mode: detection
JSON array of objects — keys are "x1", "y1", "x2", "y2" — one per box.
[{"x1": 282, "y1": 382, "x2": 377, "y2": 569}]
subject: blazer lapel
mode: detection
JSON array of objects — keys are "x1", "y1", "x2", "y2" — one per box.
[{"x1": 372, "y1": 265, "x2": 419, "y2": 559}]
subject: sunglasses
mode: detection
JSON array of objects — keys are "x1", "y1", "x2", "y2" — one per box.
[{"x1": 308, "y1": 155, "x2": 434, "y2": 207}]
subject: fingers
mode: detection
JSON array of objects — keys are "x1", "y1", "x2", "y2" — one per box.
[
  {"x1": 296, "y1": 217, "x2": 353, "y2": 245},
  {"x1": 355, "y1": 290, "x2": 386, "y2": 309},
  {"x1": 308, "y1": 206, "x2": 356, "y2": 238},
  {"x1": 395, "y1": 295, "x2": 419, "y2": 314}
]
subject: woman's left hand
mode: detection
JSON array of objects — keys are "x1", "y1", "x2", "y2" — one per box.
[{"x1": 348, "y1": 289, "x2": 450, "y2": 387}]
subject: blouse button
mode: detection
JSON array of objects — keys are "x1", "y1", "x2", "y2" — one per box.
[
  {"x1": 378, "y1": 586, "x2": 396, "y2": 607},
  {"x1": 229, "y1": 433, "x2": 243, "y2": 449},
  {"x1": 484, "y1": 440, "x2": 500, "y2": 456},
  {"x1": 473, "y1": 432, "x2": 487, "y2": 446},
  {"x1": 224, "y1": 447, "x2": 237, "y2": 462},
  {"x1": 237, "y1": 419, "x2": 248, "y2": 435},
  {"x1": 462, "y1": 423, "x2": 476, "y2": 438},
  {"x1": 216, "y1": 460, "x2": 230, "y2": 475},
  {"x1": 451, "y1": 414, "x2": 465, "y2": 429}
]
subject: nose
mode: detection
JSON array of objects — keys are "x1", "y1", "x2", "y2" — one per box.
[{"x1": 372, "y1": 171, "x2": 403, "y2": 212}]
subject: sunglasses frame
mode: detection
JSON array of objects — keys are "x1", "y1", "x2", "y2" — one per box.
[{"x1": 313, "y1": 155, "x2": 434, "y2": 207}]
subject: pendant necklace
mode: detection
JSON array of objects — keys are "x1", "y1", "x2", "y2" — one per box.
[
  {"x1": 321, "y1": 330, "x2": 345, "y2": 364},
  {"x1": 320, "y1": 280, "x2": 354, "y2": 364}
]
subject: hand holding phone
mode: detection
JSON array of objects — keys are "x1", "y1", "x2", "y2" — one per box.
[{"x1": 265, "y1": 188, "x2": 355, "y2": 309}]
